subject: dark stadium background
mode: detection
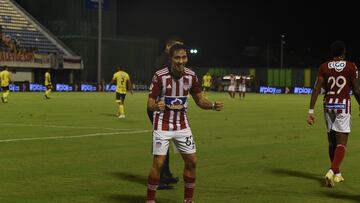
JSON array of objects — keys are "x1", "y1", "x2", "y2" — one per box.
[{"x1": 13, "y1": 0, "x2": 360, "y2": 85}]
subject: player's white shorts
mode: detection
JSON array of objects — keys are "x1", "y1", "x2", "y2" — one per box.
[
  {"x1": 228, "y1": 85, "x2": 236, "y2": 92},
  {"x1": 152, "y1": 128, "x2": 196, "y2": 155},
  {"x1": 238, "y1": 84, "x2": 246, "y2": 92},
  {"x1": 324, "y1": 112, "x2": 351, "y2": 133}
]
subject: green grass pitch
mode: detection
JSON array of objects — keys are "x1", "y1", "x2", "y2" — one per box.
[{"x1": 1, "y1": 92, "x2": 360, "y2": 203}]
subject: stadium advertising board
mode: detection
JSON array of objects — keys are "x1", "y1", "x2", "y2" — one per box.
[
  {"x1": 81, "y1": 84, "x2": 97, "y2": 92},
  {"x1": 56, "y1": 84, "x2": 73, "y2": 92},
  {"x1": 105, "y1": 84, "x2": 116, "y2": 92},
  {"x1": 294, "y1": 87, "x2": 312, "y2": 94},
  {"x1": 9, "y1": 84, "x2": 20, "y2": 92},
  {"x1": 30, "y1": 83, "x2": 46, "y2": 92},
  {"x1": 0, "y1": 51, "x2": 33, "y2": 62},
  {"x1": 259, "y1": 86, "x2": 282, "y2": 94}
]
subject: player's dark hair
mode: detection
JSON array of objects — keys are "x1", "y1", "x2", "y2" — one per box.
[
  {"x1": 166, "y1": 35, "x2": 183, "y2": 45},
  {"x1": 331, "y1": 41, "x2": 346, "y2": 57},
  {"x1": 169, "y1": 44, "x2": 188, "y2": 57}
]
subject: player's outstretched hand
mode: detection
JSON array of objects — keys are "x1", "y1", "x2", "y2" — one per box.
[
  {"x1": 213, "y1": 101, "x2": 223, "y2": 111},
  {"x1": 307, "y1": 113, "x2": 315, "y2": 125},
  {"x1": 158, "y1": 101, "x2": 165, "y2": 111}
]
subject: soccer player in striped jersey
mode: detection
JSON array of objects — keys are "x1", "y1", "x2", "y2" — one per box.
[
  {"x1": 238, "y1": 73, "x2": 246, "y2": 100},
  {"x1": 307, "y1": 41, "x2": 360, "y2": 187},
  {"x1": 150, "y1": 36, "x2": 184, "y2": 189},
  {"x1": 0, "y1": 66, "x2": 11, "y2": 103},
  {"x1": 145, "y1": 44, "x2": 223, "y2": 203},
  {"x1": 44, "y1": 69, "x2": 52, "y2": 99},
  {"x1": 111, "y1": 67, "x2": 133, "y2": 118},
  {"x1": 228, "y1": 74, "x2": 236, "y2": 99}
]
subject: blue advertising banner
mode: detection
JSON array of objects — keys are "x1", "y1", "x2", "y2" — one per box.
[{"x1": 56, "y1": 84, "x2": 73, "y2": 92}]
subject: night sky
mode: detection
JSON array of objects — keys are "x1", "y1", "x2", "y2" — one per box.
[{"x1": 117, "y1": 1, "x2": 360, "y2": 67}]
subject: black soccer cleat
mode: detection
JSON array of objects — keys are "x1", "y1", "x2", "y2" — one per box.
[{"x1": 157, "y1": 183, "x2": 174, "y2": 190}]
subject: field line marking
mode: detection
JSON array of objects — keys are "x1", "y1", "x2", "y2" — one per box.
[
  {"x1": 0, "y1": 123, "x2": 132, "y2": 131},
  {"x1": 0, "y1": 130, "x2": 152, "y2": 143}
]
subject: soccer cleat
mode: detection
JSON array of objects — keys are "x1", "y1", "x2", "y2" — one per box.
[
  {"x1": 118, "y1": 115, "x2": 125, "y2": 119},
  {"x1": 325, "y1": 169, "x2": 335, "y2": 187},
  {"x1": 161, "y1": 175, "x2": 179, "y2": 184},
  {"x1": 157, "y1": 183, "x2": 173, "y2": 190},
  {"x1": 334, "y1": 173, "x2": 344, "y2": 183}
]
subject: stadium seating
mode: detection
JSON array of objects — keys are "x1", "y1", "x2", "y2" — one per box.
[{"x1": 0, "y1": 0, "x2": 65, "y2": 54}]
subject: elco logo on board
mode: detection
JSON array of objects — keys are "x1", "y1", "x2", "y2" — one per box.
[{"x1": 328, "y1": 61, "x2": 346, "y2": 72}]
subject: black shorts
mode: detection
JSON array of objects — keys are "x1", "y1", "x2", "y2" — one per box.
[
  {"x1": 203, "y1": 86, "x2": 210, "y2": 91},
  {"x1": 116, "y1": 92, "x2": 126, "y2": 102},
  {"x1": 1, "y1": 86, "x2": 9, "y2": 91}
]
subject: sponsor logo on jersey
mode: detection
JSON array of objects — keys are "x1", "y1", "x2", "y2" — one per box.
[
  {"x1": 155, "y1": 142, "x2": 162, "y2": 148},
  {"x1": 164, "y1": 96, "x2": 187, "y2": 110},
  {"x1": 324, "y1": 103, "x2": 346, "y2": 109},
  {"x1": 328, "y1": 61, "x2": 346, "y2": 72}
]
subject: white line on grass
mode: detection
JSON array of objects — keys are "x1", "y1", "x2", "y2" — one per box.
[
  {"x1": 0, "y1": 130, "x2": 152, "y2": 143},
  {"x1": 0, "y1": 123, "x2": 132, "y2": 131}
]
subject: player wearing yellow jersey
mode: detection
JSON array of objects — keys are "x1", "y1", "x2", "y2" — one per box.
[
  {"x1": 111, "y1": 67, "x2": 133, "y2": 118},
  {"x1": 0, "y1": 66, "x2": 11, "y2": 103},
  {"x1": 44, "y1": 69, "x2": 53, "y2": 99},
  {"x1": 202, "y1": 72, "x2": 212, "y2": 99}
]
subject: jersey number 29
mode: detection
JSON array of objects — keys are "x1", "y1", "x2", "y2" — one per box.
[{"x1": 327, "y1": 76, "x2": 346, "y2": 95}]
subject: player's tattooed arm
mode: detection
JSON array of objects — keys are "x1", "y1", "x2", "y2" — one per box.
[
  {"x1": 147, "y1": 97, "x2": 165, "y2": 111},
  {"x1": 192, "y1": 92, "x2": 223, "y2": 111}
]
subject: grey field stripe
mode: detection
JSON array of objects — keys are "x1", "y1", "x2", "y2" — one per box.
[{"x1": 0, "y1": 130, "x2": 152, "y2": 143}]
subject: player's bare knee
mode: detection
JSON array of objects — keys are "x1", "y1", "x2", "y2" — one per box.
[
  {"x1": 153, "y1": 155, "x2": 166, "y2": 170},
  {"x1": 184, "y1": 158, "x2": 197, "y2": 170}
]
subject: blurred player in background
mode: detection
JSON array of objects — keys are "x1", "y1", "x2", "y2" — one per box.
[
  {"x1": 111, "y1": 67, "x2": 133, "y2": 118},
  {"x1": 146, "y1": 44, "x2": 223, "y2": 203},
  {"x1": 0, "y1": 66, "x2": 11, "y2": 103},
  {"x1": 307, "y1": 41, "x2": 360, "y2": 187},
  {"x1": 44, "y1": 69, "x2": 52, "y2": 99},
  {"x1": 228, "y1": 74, "x2": 236, "y2": 99},
  {"x1": 238, "y1": 73, "x2": 246, "y2": 100},
  {"x1": 148, "y1": 36, "x2": 184, "y2": 189},
  {"x1": 202, "y1": 72, "x2": 212, "y2": 99}
]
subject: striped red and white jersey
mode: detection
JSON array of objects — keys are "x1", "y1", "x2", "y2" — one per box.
[
  {"x1": 239, "y1": 76, "x2": 246, "y2": 85},
  {"x1": 149, "y1": 67, "x2": 202, "y2": 131},
  {"x1": 229, "y1": 76, "x2": 236, "y2": 86},
  {"x1": 317, "y1": 60, "x2": 358, "y2": 114}
]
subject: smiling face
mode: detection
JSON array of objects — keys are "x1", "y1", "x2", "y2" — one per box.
[{"x1": 170, "y1": 48, "x2": 188, "y2": 78}]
